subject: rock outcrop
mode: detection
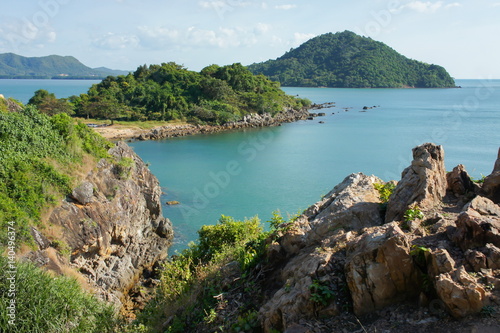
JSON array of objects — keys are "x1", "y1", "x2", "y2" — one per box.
[
  {"x1": 385, "y1": 143, "x2": 447, "y2": 222},
  {"x1": 482, "y1": 148, "x2": 500, "y2": 203},
  {"x1": 256, "y1": 144, "x2": 500, "y2": 332},
  {"x1": 26, "y1": 142, "x2": 173, "y2": 309}
]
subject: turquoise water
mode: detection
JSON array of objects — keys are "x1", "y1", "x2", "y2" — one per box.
[
  {"x1": 2, "y1": 78, "x2": 499, "y2": 253},
  {"x1": 128, "y1": 79, "x2": 500, "y2": 253},
  {"x1": 0, "y1": 79, "x2": 100, "y2": 103}
]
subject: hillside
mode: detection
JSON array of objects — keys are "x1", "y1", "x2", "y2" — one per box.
[
  {"x1": 0, "y1": 53, "x2": 129, "y2": 79},
  {"x1": 248, "y1": 31, "x2": 456, "y2": 88}
]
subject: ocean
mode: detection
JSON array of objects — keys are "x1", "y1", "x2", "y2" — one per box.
[{"x1": 2, "y1": 78, "x2": 499, "y2": 253}]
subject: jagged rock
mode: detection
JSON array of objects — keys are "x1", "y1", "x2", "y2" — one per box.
[
  {"x1": 446, "y1": 164, "x2": 476, "y2": 197},
  {"x1": 464, "y1": 196, "x2": 500, "y2": 216},
  {"x1": 485, "y1": 243, "x2": 500, "y2": 269},
  {"x1": 482, "y1": 148, "x2": 500, "y2": 203},
  {"x1": 70, "y1": 181, "x2": 94, "y2": 205},
  {"x1": 386, "y1": 143, "x2": 447, "y2": 222},
  {"x1": 345, "y1": 222, "x2": 419, "y2": 316},
  {"x1": 434, "y1": 266, "x2": 486, "y2": 318},
  {"x1": 465, "y1": 249, "x2": 488, "y2": 272},
  {"x1": 427, "y1": 248, "x2": 456, "y2": 277},
  {"x1": 45, "y1": 141, "x2": 172, "y2": 307},
  {"x1": 30, "y1": 227, "x2": 51, "y2": 250},
  {"x1": 451, "y1": 209, "x2": 500, "y2": 251},
  {"x1": 304, "y1": 173, "x2": 383, "y2": 244}
]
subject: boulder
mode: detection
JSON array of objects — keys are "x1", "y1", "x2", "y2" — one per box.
[
  {"x1": 451, "y1": 209, "x2": 500, "y2": 251},
  {"x1": 304, "y1": 173, "x2": 383, "y2": 244},
  {"x1": 482, "y1": 148, "x2": 500, "y2": 203},
  {"x1": 70, "y1": 181, "x2": 94, "y2": 205},
  {"x1": 345, "y1": 223, "x2": 419, "y2": 316},
  {"x1": 434, "y1": 266, "x2": 486, "y2": 318},
  {"x1": 446, "y1": 164, "x2": 476, "y2": 197},
  {"x1": 386, "y1": 143, "x2": 447, "y2": 222}
]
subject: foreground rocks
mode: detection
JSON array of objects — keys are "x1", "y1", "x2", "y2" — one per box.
[
  {"x1": 256, "y1": 143, "x2": 500, "y2": 332},
  {"x1": 26, "y1": 142, "x2": 173, "y2": 312}
]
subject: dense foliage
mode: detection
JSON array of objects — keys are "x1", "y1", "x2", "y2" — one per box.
[
  {"x1": 134, "y1": 215, "x2": 272, "y2": 332},
  {"x1": 248, "y1": 31, "x2": 456, "y2": 88},
  {"x1": 0, "y1": 105, "x2": 113, "y2": 244},
  {"x1": 71, "y1": 62, "x2": 310, "y2": 124},
  {"x1": 0, "y1": 256, "x2": 117, "y2": 332}
]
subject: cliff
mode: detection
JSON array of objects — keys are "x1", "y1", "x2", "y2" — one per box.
[{"x1": 26, "y1": 141, "x2": 173, "y2": 311}]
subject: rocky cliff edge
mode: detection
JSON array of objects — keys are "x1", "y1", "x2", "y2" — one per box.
[
  {"x1": 26, "y1": 141, "x2": 173, "y2": 313},
  {"x1": 257, "y1": 143, "x2": 500, "y2": 332}
]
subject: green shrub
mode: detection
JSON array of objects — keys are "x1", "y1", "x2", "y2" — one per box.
[
  {"x1": 404, "y1": 206, "x2": 424, "y2": 222},
  {"x1": 0, "y1": 256, "x2": 117, "y2": 332},
  {"x1": 0, "y1": 105, "x2": 112, "y2": 245},
  {"x1": 374, "y1": 182, "x2": 396, "y2": 204}
]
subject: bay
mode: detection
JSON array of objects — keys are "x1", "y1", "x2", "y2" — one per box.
[
  {"x1": 128, "y1": 79, "x2": 500, "y2": 253},
  {"x1": 0, "y1": 79, "x2": 100, "y2": 103}
]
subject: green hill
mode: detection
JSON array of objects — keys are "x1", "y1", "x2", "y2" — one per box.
[
  {"x1": 0, "y1": 53, "x2": 129, "y2": 79},
  {"x1": 247, "y1": 31, "x2": 456, "y2": 88}
]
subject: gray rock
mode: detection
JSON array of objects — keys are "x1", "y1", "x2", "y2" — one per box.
[
  {"x1": 386, "y1": 143, "x2": 447, "y2": 222},
  {"x1": 344, "y1": 222, "x2": 419, "y2": 316},
  {"x1": 71, "y1": 181, "x2": 94, "y2": 205}
]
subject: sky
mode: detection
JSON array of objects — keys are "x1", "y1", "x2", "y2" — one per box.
[{"x1": 0, "y1": 0, "x2": 498, "y2": 79}]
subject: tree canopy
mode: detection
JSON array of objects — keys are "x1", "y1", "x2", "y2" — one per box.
[
  {"x1": 71, "y1": 62, "x2": 311, "y2": 124},
  {"x1": 247, "y1": 31, "x2": 456, "y2": 88}
]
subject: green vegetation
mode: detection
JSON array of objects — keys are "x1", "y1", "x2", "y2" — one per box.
[
  {"x1": 404, "y1": 206, "x2": 424, "y2": 222},
  {"x1": 309, "y1": 279, "x2": 335, "y2": 306},
  {"x1": 374, "y1": 182, "x2": 396, "y2": 205},
  {"x1": 134, "y1": 215, "x2": 275, "y2": 332},
  {"x1": 0, "y1": 53, "x2": 128, "y2": 79},
  {"x1": 248, "y1": 31, "x2": 456, "y2": 88},
  {"x1": 0, "y1": 256, "x2": 117, "y2": 332},
  {"x1": 69, "y1": 62, "x2": 310, "y2": 124},
  {"x1": 0, "y1": 105, "x2": 113, "y2": 244}
]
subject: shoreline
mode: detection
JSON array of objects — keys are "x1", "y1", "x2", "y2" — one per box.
[{"x1": 94, "y1": 104, "x2": 333, "y2": 141}]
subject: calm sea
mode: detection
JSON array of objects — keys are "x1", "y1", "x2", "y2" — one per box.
[
  {"x1": 0, "y1": 79, "x2": 101, "y2": 103},
  {"x1": 2, "y1": 79, "x2": 499, "y2": 253}
]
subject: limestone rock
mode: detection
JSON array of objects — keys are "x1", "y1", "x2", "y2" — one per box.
[
  {"x1": 386, "y1": 143, "x2": 447, "y2": 222},
  {"x1": 465, "y1": 249, "x2": 488, "y2": 272},
  {"x1": 446, "y1": 164, "x2": 476, "y2": 197},
  {"x1": 451, "y1": 209, "x2": 500, "y2": 251},
  {"x1": 482, "y1": 148, "x2": 500, "y2": 203},
  {"x1": 344, "y1": 223, "x2": 419, "y2": 316},
  {"x1": 484, "y1": 243, "x2": 500, "y2": 269},
  {"x1": 45, "y1": 141, "x2": 173, "y2": 307},
  {"x1": 304, "y1": 173, "x2": 383, "y2": 244},
  {"x1": 427, "y1": 248, "x2": 456, "y2": 278},
  {"x1": 435, "y1": 266, "x2": 486, "y2": 318},
  {"x1": 70, "y1": 181, "x2": 94, "y2": 205},
  {"x1": 464, "y1": 196, "x2": 500, "y2": 217}
]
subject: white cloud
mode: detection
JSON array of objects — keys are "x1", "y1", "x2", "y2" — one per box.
[
  {"x1": 137, "y1": 25, "x2": 265, "y2": 50},
  {"x1": 92, "y1": 32, "x2": 140, "y2": 50},
  {"x1": 275, "y1": 4, "x2": 297, "y2": 10},
  {"x1": 393, "y1": 1, "x2": 461, "y2": 14},
  {"x1": 292, "y1": 32, "x2": 315, "y2": 46},
  {"x1": 493, "y1": 2, "x2": 500, "y2": 7}
]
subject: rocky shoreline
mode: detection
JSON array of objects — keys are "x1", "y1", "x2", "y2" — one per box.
[{"x1": 135, "y1": 106, "x2": 311, "y2": 141}]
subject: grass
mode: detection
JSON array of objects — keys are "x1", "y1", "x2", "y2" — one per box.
[{"x1": 0, "y1": 255, "x2": 118, "y2": 332}]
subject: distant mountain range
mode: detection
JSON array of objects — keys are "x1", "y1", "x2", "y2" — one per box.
[
  {"x1": 0, "y1": 53, "x2": 129, "y2": 79},
  {"x1": 248, "y1": 31, "x2": 456, "y2": 88}
]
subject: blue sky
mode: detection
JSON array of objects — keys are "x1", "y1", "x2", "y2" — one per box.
[{"x1": 0, "y1": 0, "x2": 498, "y2": 78}]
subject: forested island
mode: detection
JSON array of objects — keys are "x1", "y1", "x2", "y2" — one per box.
[
  {"x1": 28, "y1": 62, "x2": 311, "y2": 124},
  {"x1": 248, "y1": 31, "x2": 456, "y2": 88}
]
